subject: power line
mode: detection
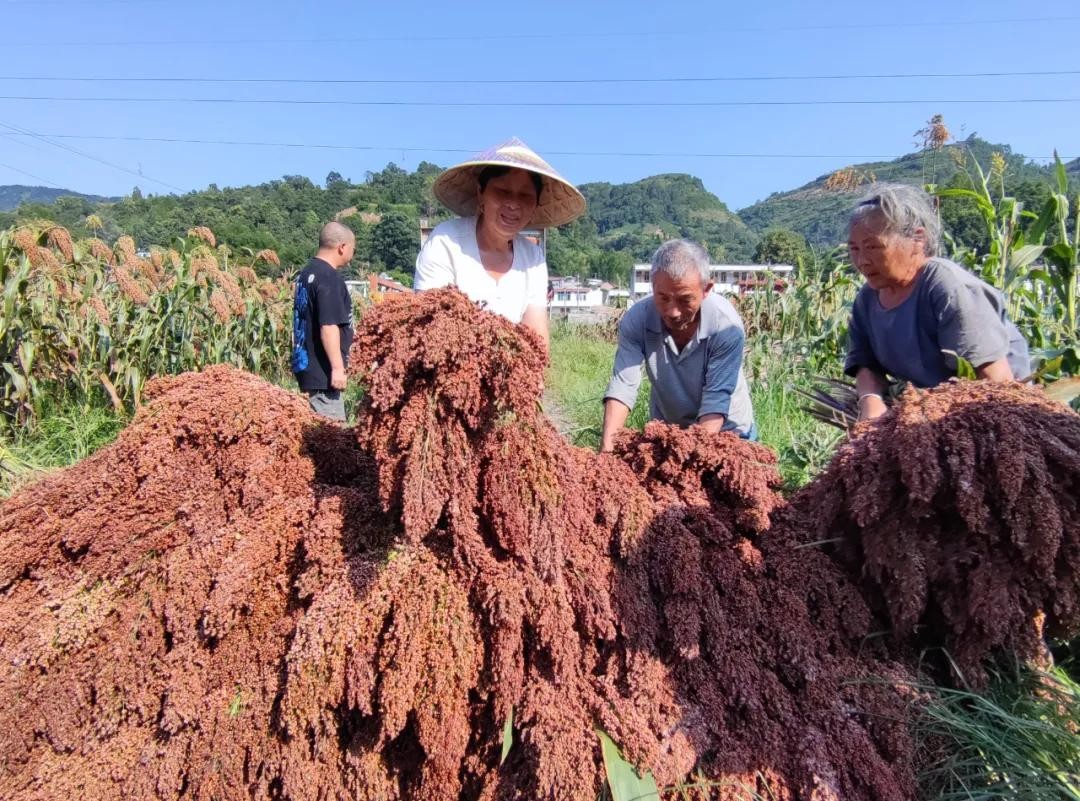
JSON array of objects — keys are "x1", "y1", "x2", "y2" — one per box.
[
  {"x1": 0, "y1": 161, "x2": 64, "y2": 188},
  {"x1": 0, "y1": 133, "x2": 888, "y2": 158},
  {"x1": 0, "y1": 0, "x2": 166, "y2": 4},
  {"x1": 5, "y1": 15, "x2": 1079, "y2": 46},
  {"x1": 5, "y1": 132, "x2": 1075, "y2": 162},
  {"x1": 2, "y1": 131, "x2": 57, "y2": 158},
  {"x1": 1, "y1": 95, "x2": 1078, "y2": 108},
  {"x1": 0, "y1": 121, "x2": 183, "y2": 192},
  {"x1": 1, "y1": 69, "x2": 1078, "y2": 86}
]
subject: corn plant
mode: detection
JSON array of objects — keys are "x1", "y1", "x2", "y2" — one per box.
[
  {"x1": 737, "y1": 258, "x2": 858, "y2": 371},
  {"x1": 0, "y1": 223, "x2": 292, "y2": 430},
  {"x1": 932, "y1": 152, "x2": 1079, "y2": 367}
]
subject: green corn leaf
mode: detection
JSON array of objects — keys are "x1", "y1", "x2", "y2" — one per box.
[
  {"x1": 1026, "y1": 194, "x2": 1063, "y2": 245},
  {"x1": 17, "y1": 341, "x2": 35, "y2": 373},
  {"x1": 1044, "y1": 242, "x2": 1077, "y2": 271},
  {"x1": 499, "y1": 706, "x2": 513, "y2": 765},
  {"x1": 943, "y1": 350, "x2": 978, "y2": 379},
  {"x1": 2, "y1": 362, "x2": 27, "y2": 395},
  {"x1": 1028, "y1": 269, "x2": 1056, "y2": 285},
  {"x1": 1054, "y1": 150, "x2": 1068, "y2": 194},
  {"x1": 1004, "y1": 244, "x2": 1045, "y2": 283},
  {"x1": 935, "y1": 188, "x2": 995, "y2": 218},
  {"x1": 597, "y1": 729, "x2": 659, "y2": 801}
]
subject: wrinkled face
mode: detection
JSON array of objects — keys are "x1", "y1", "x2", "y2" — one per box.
[
  {"x1": 477, "y1": 168, "x2": 539, "y2": 238},
  {"x1": 652, "y1": 269, "x2": 712, "y2": 338},
  {"x1": 847, "y1": 212, "x2": 925, "y2": 291}
]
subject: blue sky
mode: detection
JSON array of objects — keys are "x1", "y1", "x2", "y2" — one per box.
[{"x1": 1, "y1": 0, "x2": 1077, "y2": 209}]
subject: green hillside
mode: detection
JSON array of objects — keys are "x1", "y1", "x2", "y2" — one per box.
[
  {"x1": 0, "y1": 185, "x2": 116, "y2": 212},
  {"x1": 1, "y1": 168, "x2": 760, "y2": 283},
  {"x1": 4, "y1": 136, "x2": 1076, "y2": 281},
  {"x1": 579, "y1": 173, "x2": 757, "y2": 262},
  {"x1": 739, "y1": 136, "x2": 1075, "y2": 249}
]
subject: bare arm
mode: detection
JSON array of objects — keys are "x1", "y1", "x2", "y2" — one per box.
[
  {"x1": 975, "y1": 357, "x2": 1014, "y2": 382},
  {"x1": 600, "y1": 399, "x2": 632, "y2": 453},
  {"x1": 696, "y1": 413, "x2": 726, "y2": 434},
  {"x1": 855, "y1": 367, "x2": 889, "y2": 421},
  {"x1": 320, "y1": 324, "x2": 347, "y2": 390},
  {"x1": 521, "y1": 305, "x2": 550, "y2": 350}
]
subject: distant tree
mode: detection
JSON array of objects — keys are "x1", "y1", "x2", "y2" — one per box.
[
  {"x1": 1013, "y1": 179, "x2": 1052, "y2": 229},
  {"x1": 753, "y1": 228, "x2": 811, "y2": 270},
  {"x1": 326, "y1": 171, "x2": 345, "y2": 187},
  {"x1": 341, "y1": 216, "x2": 375, "y2": 270},
  {"x1": 371, "y1": 212, "x2": 418, "y2": 273},
  {"x1": 385, "y1": 269, "x2": 414, "y2": 288},
  {"x1": 545, "y1": 228, "x2": 588, "y2": 278},
  {"x1": 705, "y1": 242, "x2": 728, "y2": 263},
  {"x1": 588, "y1": 249, "x2": 633, "y2": 286},
  {"x1": 131, "y1": 186, "x2": 143, "y2": 200}
]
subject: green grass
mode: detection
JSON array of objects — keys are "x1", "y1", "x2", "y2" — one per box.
[
  {"x1": 0, "y1": 402, "x2": 125, "y2": 497},
  {"x1": 545, "y1": 322, "x2": 650, "y2": 449},
  {"x1": 915, "y1": 663, "x2": 1080, "y2": 800},
  {"x1": 545, "y1": 322, "x2": 840, "y2": 489}
]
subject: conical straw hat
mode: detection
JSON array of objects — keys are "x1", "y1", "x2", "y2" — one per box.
[{"x1": 433, "y1": 137, "x2": 586, "y2": 228}]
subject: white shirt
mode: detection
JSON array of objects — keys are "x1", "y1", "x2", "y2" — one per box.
[{"x1": 414, "y1": 216, "x2": 548, "y2": 324}]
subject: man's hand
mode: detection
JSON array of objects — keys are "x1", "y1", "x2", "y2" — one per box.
[
  {"x1": 696, "y1": 413, "x2": 725, "y2": 434},
  {"x1": 320, "y1": 324, "x2": 347, "y2": 390},
  {"x1": 600, "y1": 399, "x2": 631, "y2": 453},
  {"x1": 975, "y1": 357, "x2": 1015, "y2": 382}
]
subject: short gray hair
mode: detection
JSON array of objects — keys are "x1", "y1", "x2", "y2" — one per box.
[
  {"x1": 650, "y1": 239, "x2": 710, "y2": 284},
  {"x1": 849, "y1": 183, "x2": 941, "y2": 257},
  {"x1": 318, "y1": 221, "x2": 355, "y2": 249}
]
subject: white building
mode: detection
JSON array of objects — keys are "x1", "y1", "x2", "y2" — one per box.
[
  {"x1": 630, "y1": 263, "x2": 794, "y2": 299},
  {"x1": 548, "y1": 276, "x2": 629, "y2": 309},
  {"x1": 549, "y1": 278, "x2": 604, "y2": 309}
]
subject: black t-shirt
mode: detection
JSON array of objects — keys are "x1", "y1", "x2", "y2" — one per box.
[{"x1": 292, "y1": 257, "x2": 353, "y2": 391}]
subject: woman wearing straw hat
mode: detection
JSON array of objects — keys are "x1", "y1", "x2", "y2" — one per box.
[{"x1": 415, "y1": 137, "x2": 586, "y2": 346}]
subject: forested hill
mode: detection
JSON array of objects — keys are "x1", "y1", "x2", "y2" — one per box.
[
  {"x1": 576, "y1": 174, "x2": 756, "y2": 260},
  {"x1": 739, "y1": 135, "x2": 1079, "y2": 248},
  {"x1": 0, "y1": 185, "x2": 116, "y2": 211},
  {"x1": 3, "y1": 134, "x2": 1077, "y2": 282},
  {"x1": 0, "y1": 167, "x2": 762, "y2": 282}
]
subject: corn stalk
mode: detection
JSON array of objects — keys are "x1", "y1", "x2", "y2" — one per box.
[{"x1": 1, "y1": 224, "x2": 292, "y2": 429}]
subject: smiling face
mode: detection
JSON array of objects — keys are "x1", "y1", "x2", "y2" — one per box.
[
  {"x1": 847, "y1": 211, "x2": 926, "y2": 291},
  {"x1": 476, "y1": 168, "x2": 540, "y2": 239},
  {"x1": 651, "y1": 269, "x2": 712, "y2": 339}
]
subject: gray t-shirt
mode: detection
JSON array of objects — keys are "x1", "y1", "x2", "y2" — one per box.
[
  {"x1": 604, "y1": 293, "x2": 755, "y2": 436},
  {"x1": 844, "y1": 257, "x2": 1031, "y2": 387}
]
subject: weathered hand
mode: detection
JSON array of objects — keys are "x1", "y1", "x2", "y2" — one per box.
[
  {"x1": 330, "y1": 367, "x2": 348, "y2": 391},
  {"x1": 858, "y1": 394, "x2": 888, "y2": 421}
]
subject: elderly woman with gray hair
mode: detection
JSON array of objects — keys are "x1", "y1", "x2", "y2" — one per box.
[{"x1": 845, "y1": 183, "x2": 1030, "y2": 421}]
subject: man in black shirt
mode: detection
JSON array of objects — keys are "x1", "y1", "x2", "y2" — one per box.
[{"x1": 292, "y1": 222, "x2": 355, "y2": 421}]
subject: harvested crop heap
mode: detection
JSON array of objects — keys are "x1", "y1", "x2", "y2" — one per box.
[
  {"x1": 788, "y1": 381, "x2": 1080, "y2": 684},
  {"x1": 4, "y1": 288, "x2": 1071, "y2": 800}
]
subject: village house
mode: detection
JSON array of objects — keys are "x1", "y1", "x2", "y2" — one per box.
[{"x1": 630, "y1": 262, "x2": 794, "y2": 300}]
